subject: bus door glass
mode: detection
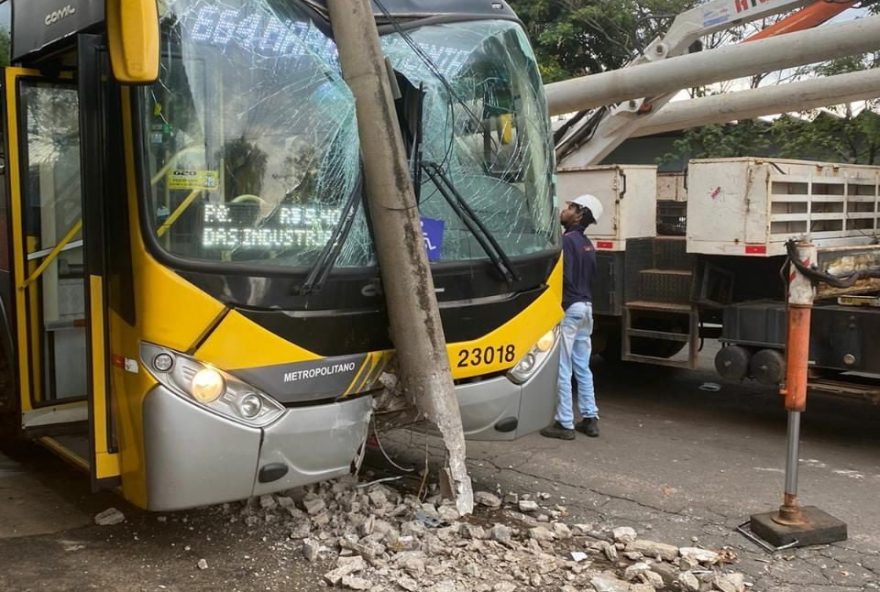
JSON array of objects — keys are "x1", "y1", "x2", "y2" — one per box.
[
  {"x1": 5, "y1": 63, "x2": 119, "y2": 484},
  {"x1": 9, "y1": 73, "x2": 87, "y2": 429}
]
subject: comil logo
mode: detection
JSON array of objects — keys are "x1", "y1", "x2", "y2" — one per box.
[{"x1": 45, "y1": 4, "x2": 77, "y2": 26}]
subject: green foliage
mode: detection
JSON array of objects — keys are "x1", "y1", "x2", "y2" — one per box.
[
  {"x1": 664, "y1": 49, "x2": 880, "y2": 166},
  {"x1": 661, "y1": 120, "x2": 773, "y2": 163},
  {"x1": 772, "y1": 111, "x2": 880, "y2": 165},
  {"x1": 662, "y1": 109, "x2": 880, "y2": 167},
  {"x1": 0, "y1": 31, "x2": 9, "y2": 67},
  {"x1": 510, "y1": 0, "x2": 879, "y2": 166},
  {"x1": 508, "y1": 0, "x2": 697, "y2": 83}
]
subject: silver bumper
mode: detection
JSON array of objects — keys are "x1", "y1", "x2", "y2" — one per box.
[
  {"x1": 143, "y1": 387, "x2": 372, "y2": 511},
  {"x1": 142, "y1": 341, "x2": 558, "y2": 509},
  {"x1": 456, "y1": 340, "x2": 559, "y2": 441}
]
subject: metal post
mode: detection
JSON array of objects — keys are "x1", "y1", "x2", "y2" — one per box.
[
  {"x1": 326, "y1": 0, "x2": 474, "y2": 514},
  {"x1": 777, "y1": 411, "x2": 802, "y2": 524},
  {"x1": 746, "y1": 241, "x2": 847, "y2": 549},
  {"x1": 773, "y1": 242, "x2": 816, "y2": 526}
]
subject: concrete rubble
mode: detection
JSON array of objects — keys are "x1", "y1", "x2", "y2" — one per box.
[
  {"x1": 238, "y1": 477, "x2": 750, "y2": 591},
  {"x1": 93, "y1": 507, "x2": 125, "y2": 526}
]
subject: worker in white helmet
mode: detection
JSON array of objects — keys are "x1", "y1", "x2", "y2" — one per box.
[{"x1": 541, "y1": 194, "x2": 603, "y2": 440}]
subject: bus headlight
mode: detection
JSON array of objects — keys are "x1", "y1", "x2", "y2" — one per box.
[
  {"x1": 507, "y1": 326, "x2": 559, "y2": 385},
  {"x1": 192, "y1": 368, "x2": 225, "y2": 403},
  {"x1": 141, "y1": 343, "x2": 284, "y2": 427},
  {"x1": 238, "y1": 393, "x2": 263, "y2": 419}
]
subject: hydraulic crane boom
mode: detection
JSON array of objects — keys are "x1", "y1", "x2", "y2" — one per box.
[{"x1": 553, "y1": 0, "x2": 865, "y2": 168}]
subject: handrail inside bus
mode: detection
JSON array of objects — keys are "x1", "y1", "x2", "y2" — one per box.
[
  {"x1": 26, "y1": 239, "x2": 84, "y2": 261},
  {"x1": 21, "y1": 219, "x2": 83, "y2": 290},
  {"x1": 156, "y1": 188, "x2": 200, "y2": 237}
]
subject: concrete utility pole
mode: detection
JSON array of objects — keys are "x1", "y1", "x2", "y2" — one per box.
[
  {"x1": 545, "y1": 14, "x2": 880, "y2": 115},
  {"x1": 326, "y1": 0, "x2": 474, "y2": 514},
  {"x1": 630, "y1": 68, "x2": 880, "y2": 138}
]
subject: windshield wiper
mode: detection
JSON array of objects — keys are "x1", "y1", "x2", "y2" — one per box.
[
  {"x1": 422, "y1": 162, "x2": 519, "y2": 284},
  {"x1": 299, "y1": 176, "x2": 363, "y2": 295}
]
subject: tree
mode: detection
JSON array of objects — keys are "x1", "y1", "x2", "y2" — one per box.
[
  {"x1": 662, "y1": 120, "x2": 773, "y2": 163},
  {"x1": 512, "y1": 0, "x2": 879, "y2": 165},
  {"x1": 770, "y1": 110, "x2": 880, "y2": 165},
  {"x1": 0, "y1": 30, "x2": 9, "y2": 67},
  {"x1": 508, "y1": 0, "x2": 698, "y2": 83}
]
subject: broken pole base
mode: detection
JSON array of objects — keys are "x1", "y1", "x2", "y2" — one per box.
[{"x1": 750, "y1": 506, "x2": 847, "y2": 548}]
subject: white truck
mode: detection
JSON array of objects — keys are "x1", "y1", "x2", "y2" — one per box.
[{"x1": 551, "y1": 0, "x2": 880, "y2": 400}]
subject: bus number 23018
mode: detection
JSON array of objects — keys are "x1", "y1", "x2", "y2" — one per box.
[{"x1": 457, "y1": 345, "x2": 516, "y2": 368}]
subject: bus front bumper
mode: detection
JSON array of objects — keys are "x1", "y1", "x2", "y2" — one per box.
[
  {"x1": 142, "y1": 341, "x2": 558, "y2": 510},
  {"x1": 143, "y1": 388, "x2": 372, "y2": 511},
  {"x1": 454, "y1": 340, "x2": 559, "y2": 441}
]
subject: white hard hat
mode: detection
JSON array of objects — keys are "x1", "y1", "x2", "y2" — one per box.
[{"x1": 570, "y1": 194, "x2": 603, "y2": 223}]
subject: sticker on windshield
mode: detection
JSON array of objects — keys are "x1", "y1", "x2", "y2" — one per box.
[
  {"x1": 168, "y1": 169, "x2": 220, "y2": 191},
  {"x1": 421, "y1": 217, "x2": 445, "y2": 262}
]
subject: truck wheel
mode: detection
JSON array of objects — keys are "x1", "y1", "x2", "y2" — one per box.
[
  {"x1": 749, "y1": 349, "x2": 786, "y2": 386},
  {"x1": 715, "y1": 345, "x2": 751, "y2": 381}
]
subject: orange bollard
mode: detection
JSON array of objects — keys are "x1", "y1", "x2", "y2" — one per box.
[
  {"x1": 747, "y1": 242, "x2": 847, "y2": 548},
  {"x1": 780, "y1": 305, "x2": 811, "y2": 412},
  {"x1": 774, "y1": 242, "x2": 816, "y2": 526}
]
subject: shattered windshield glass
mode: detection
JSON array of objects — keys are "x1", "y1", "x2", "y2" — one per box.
[
  {"x1": 140, "y1": 2, "x2": 555, "y2": 269},
  {"x1": 140, "y1": 0, "x2": 373, "y2": 267},
  {"x1": 382, "y1": 20, "x2": 558, "y2": 262}
]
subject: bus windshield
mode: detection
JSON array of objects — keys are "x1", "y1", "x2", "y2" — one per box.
[{"x1": 140, "y1": 0, "x2": 556, "y2": 269}]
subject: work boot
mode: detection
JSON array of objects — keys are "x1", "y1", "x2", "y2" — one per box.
[
  {"x1": 540, "y1": 421, "x2": 575, "y2": 440},
  {"x1": 576, "y1": 417, "x2": 599, "y2": 437}
]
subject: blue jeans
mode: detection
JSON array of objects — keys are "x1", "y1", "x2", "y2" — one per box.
[{"x1": 555, "y1": 301, "x2": 598, "y2": 429}]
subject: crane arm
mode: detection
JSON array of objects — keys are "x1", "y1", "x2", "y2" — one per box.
[{"x1": 554, "y1": 0, "x2": 855, "y2": 167}]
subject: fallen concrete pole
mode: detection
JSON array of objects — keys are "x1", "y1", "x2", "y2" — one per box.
[
  {"x1": 546, "y1": 14, "x2": 880, "y2": 116},
  {"x1": 326, "y1": 0, "x2": 474, "y2": 514},
  {"x1": 632, "y1": 67, "x2": 880, "y2": 137}
]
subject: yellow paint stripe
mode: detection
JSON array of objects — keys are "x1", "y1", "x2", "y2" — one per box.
[
  {"x1": 89, "y1": 275, "x2": 120, "y2": 479},
  {"x1": 353, "y1": 353, "x2": 380, "y2": 394},
  {"x1": 38, "y1": 437, "x2": 89, "y2": 472},
  {"x1": 5, "y1": 68, "x2": 41, "y2": 413},
  {"x1": 21, "y1": 220, "x2": 82, "y2": 289},
  {"x1": 343, "y1": 356, "x2": 372, "y2": 396},
  {"x1": 361, "y1": 354, "x2": 388, "y2": 391},
  {"x1": 95, "y1": 452, "x2": 121, "y2": 480}
]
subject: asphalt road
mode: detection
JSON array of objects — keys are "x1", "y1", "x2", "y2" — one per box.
[
  {"x1": 2, "y1": 352, "x2": 879, "y2": 591},
  {"x1": 385, "y1": 356, "x2": 880, "y2": 591}
]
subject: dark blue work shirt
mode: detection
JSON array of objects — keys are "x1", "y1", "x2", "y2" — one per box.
[{"x1": 561, "y1": 224, "x2": 597, "y2": 311}]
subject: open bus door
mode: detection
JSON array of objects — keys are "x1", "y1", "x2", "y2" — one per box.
[{"x1": 3, "y1": 36, "x2": 121, "y2": 489}]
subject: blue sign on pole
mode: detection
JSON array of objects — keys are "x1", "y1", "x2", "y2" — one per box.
[{"x1": 420, "y1": 217, "x2": 445, "y2": 262}]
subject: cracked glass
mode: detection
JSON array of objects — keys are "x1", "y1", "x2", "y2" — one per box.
[
  {"x1": 140, "y1": 1, "x2": 555, "y2": 269},
  {"x1": 382, "y1": 20, "x2": 558, "y2": 262},
  {"x1": 141, "y1": 0, "x2": 373, "y2": 267}
]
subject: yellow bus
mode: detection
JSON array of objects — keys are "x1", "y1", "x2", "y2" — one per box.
[{"x1": 0, "y1": 0, "x2": 561, "y2": 510}]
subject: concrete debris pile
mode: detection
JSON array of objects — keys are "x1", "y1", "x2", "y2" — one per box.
[{"x1": 242, "y1": 478, "x2": 749, "y2": 592}]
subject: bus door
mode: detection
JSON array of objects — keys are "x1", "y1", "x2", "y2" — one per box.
[{"x1": 4, "y1": 36, "x2": 120, "y2": 487}]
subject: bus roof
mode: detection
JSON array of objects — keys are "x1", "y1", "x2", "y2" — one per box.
[
  {"x1": 11, "y1": 0, "x2": 518, "y2": 62},
  {"x1": 308, "y1": 0, "x2": 517, "y2": 21},
  {"x1": 12, "y1": 0, "x2": 103, "y2": 61}
]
